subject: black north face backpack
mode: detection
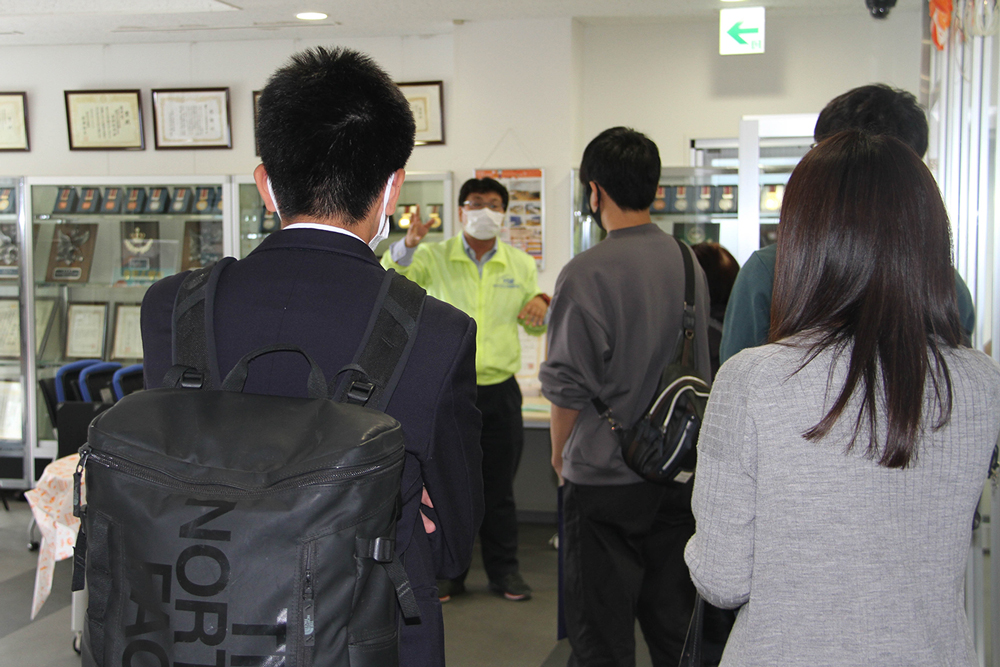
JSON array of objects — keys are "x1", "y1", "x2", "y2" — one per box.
[{"x1": 73, "y1": 259, "x2": 425, "y2": 667}]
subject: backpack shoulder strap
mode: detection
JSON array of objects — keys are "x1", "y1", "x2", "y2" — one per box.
[
  {"x1": 673, "y1": 236, "x2": 698, "y2": 367},
  {"x1": 163, "y1": 257, "x2": 235, "y2": 389},
  {"x1": 333, "y1": 269, "x2": 426, "y2": 411}
]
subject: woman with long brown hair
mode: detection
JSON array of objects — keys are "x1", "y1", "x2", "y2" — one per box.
[{"x1": 684, "y1": 130, "x2": 1000, "y2": 665}]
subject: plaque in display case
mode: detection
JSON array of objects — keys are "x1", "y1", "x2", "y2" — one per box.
[
  {"x1": 53, "y1": 187, "x2": 78, "y2": 215},
  {"x1": 77, "y1": 187, "x2": 102, "y2": 214},
  {"x1": 193, "y1": 186, "x2": 217, "y2": 214},
  {"x1": 0, "y1": 188, "x2": 15, "y2": 214},
  {"x1": 65, "y1": 302, "x2": 107, "y2": 359},
  {"x1": 427, "y1": 204, "x2": 443, "y2": 229},
  {"x1": 760, "y1": 184, "x2": 784, "y2": 213},
  {"x1": 171, "y1": 187, "x2": 193, "y2": 214},
  {"x1": 46, "y1": 223, "x2": 98, "y2": 283},
  {"x1": 0, "y1": 298, "x2": 56, "y2": 357},
  {"x1": 670, "y1": 186, "x2": 691, "y2": 213},
  {"x1": 0, "y1": 223, "x2": 18, "y2": 279},
  {"x1": 213, "y1": 187, "x2": 224, "y2": 214},
  {"x1": 396, "y1": 204, "x2": 418, "y2": 230},
  {"x1": 111, "y1": 304, "x2": 143, "y2": 360},
  {"x1": 124, "y1": 188, "x2": 146, "y2": 214},
  {"x1": 120, "y1": 221, "x2": 160, "y2": 281},
  {"x1": 695, "y1": 185, "x2": 713, "y2": 213},
  {"x1": 146, "y1": 187, "x2": 170, "y2": 214},
  {"x1": 101, "y1": 187, "x2": 124, "y2": 214},
  {"x1": 181, "y1": 219, "x2": 224, "y2": 271}
]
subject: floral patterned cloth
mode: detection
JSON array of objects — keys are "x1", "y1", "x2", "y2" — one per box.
[{"x1": 24, "y1": 454, "x2": 82, "y2": 619}]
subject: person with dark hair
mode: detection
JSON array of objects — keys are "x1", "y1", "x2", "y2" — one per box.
[
  {"x1": 540, "y1": 127, "x2": 712, "y2": 666},
  {"x1": 685, "y1": 131, "x2": 1000, "y2": 665},
  {"x1": 719, "y1": 83, "x2": 976, "y2": 364},
  {"x1": 141, "y1": 46, "x2": 484, "y2": 667},
  {"x1": 692, "y1": 242, "x2": 740, "y2": 379},
  {"x1": 382, "y1": 176, "x2": 548, "y2": 602}
]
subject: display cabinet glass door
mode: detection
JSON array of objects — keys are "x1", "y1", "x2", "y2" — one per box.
[
  {"x1": 0, "y1": 177, "x2": 28, "y2": 488},
  {"x1": 25, "y1": 176, "x2": 231, "y2": 480},
  {"x1": 233, "y1": 172, "x2": 453, "y2": 259}
]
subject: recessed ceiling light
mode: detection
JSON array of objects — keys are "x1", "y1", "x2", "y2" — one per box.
[
  {"x1": 720, "y1": 0, "x2": 746, "y2": 3},
  {"x1": 296, "y1": 12, "x2": 328, "y2": 20}
]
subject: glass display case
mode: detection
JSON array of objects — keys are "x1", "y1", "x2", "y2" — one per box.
[
  {"x1": 0, "y1": 177, "x2": 29, "y2": 488},
  {"x1": 231, "y1": 171, "x2": 454, "y2": 259},
  {"x1": 23, "y1": 175, "x2": 232, "y2": 480},
  {"x1": 570, "y1": 167, "x2": 738, "y2": 257}
]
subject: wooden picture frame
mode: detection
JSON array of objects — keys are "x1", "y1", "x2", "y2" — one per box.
[
  {"x1": 65, "y1": 302, "x2": 108, "y2": 359},
  {"x1": 0, "y1": 92, "x2": 29, "y2": 151},
  {"x1": 64, "y1": 90, "x2": 144, "y2": 150},
  {"x1": 111, "y1": 303, "x2": 143, "y2": 360},
  {"x1": 397, "y1": 81, "x2": 444, "y2": 146},
  {"x1": 152, "y1": 88, "x2": 232, "y2": 149}
]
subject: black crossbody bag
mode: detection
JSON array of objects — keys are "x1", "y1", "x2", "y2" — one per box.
[{"x1": 591, "y1": 237, "x2": 710, "y2": 486}]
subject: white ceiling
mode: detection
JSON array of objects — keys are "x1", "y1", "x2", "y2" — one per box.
[{"x1": 0, "y1": 0, "x2": 923, "y2": 46}]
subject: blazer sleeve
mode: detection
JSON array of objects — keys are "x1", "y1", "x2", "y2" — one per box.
[
  {"x1": 419, "y1": 318, "x2": 485, "y2": 578},
  {"x1": 684, "y1": 354, "x2": 758, "y2": 609}
]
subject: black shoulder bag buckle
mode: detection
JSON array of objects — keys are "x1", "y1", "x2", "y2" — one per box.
[{"x1": 591, "y1": 236, "x2": 710, "y2": 486}]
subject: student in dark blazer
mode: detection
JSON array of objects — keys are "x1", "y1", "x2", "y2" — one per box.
[{"x1": 140, "y1": 47, "x2": 484, "y2": 667}]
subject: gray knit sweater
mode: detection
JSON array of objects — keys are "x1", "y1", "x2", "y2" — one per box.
[{"x1": 685, "y1": 339, "x2": 1000, "y2": 666}]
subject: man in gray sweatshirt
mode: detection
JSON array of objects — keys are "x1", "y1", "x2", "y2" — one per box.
[{"x1": 540, "y1": 127, "x2": 711, "y2": 667}]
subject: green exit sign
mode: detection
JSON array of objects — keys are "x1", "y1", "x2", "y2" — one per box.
[{"x1": 720, "y1": 7, "x2": 765, "y2": 55}]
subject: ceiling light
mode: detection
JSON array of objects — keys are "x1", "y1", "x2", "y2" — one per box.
[
  {"x1": 296, "y1": 12, "x2": 328, "y2": 20},
  {"x1": 720, "y1": 0, "x2": 746, "y2": 3}
]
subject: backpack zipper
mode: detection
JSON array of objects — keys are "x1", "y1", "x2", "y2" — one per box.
[
  {"x1": 77, "y1": 444, "x2": 401, "y2": 497},
  {"x1": 301, "y1": 541, "x2": 316, "y2": 656}
]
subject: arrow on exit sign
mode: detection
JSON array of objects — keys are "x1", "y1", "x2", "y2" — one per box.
[{"x1": 720, "y1": 7, "x2": 765, "y2": 55}]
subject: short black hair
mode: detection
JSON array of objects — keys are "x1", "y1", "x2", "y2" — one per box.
[
  {"x1": 458, "y1": 178, "x2": 509, "y2": 211},
  {"x1": 814, "y1": 84, "x2": 928, "y2": 157},
  {"x1": 256, "y1": 47, "x2": 416, "y2": 224},
  {"x1": 579, "y1": 127, "x2": 661, "y2": 211},
  {"x1": 692, "y1": 242, "x2": 740, "y2": 307}
]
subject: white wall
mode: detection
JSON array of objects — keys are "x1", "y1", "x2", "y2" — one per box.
[
  {"x1": 579, "y1": 9, "x2": 923, "y2": 165},
  {"x1": 0, "y1": 10, "x2": 923, "y2": 290}
]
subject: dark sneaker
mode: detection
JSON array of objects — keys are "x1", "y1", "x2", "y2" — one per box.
[
  {"x1": 437, "y1": 578, "x2": 465, "y2": 603},
  {"x1": 489, "y1": 572, "x2": 532, "y2": 601}
]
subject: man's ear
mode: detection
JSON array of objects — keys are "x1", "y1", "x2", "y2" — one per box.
[
  {"x1": 254, "y1": 164, "x2": 277, "y2": 213},
  {"x1": 385, "y1": 168, "x2": 406, "y2": 213},
  {"x1": 588, "y1": 180, "x2": 601, "y2": 213}
]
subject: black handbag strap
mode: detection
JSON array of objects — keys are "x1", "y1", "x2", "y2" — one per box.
[
  {"x1": 591, "y1": 235, "x2": 699, "y2": 420},
  {"x1": 679, "y1": 592, "x2": 706, "y2": 667},
  {"x1": 332, "y1": 269, "x2": 425, "y2": 411}
]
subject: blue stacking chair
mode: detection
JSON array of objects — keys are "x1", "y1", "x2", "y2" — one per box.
[
  {"x1": 54, "y1": 360, "x2": 102, "y2": 403},
  {"x1": 78, "y1": 362, "x2": 122, "y2": 403},
  {"x1": 112, "y1": 364, "x2": 144, "y2": 401}
]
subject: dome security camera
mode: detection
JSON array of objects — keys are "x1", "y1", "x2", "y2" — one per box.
[{"x1": 866, "y1": 0, "x2": 897, "y2": 18}]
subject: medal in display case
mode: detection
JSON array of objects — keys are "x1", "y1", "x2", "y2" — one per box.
[{"x1": 22, "y1": 176, "x2": 233, "y2": 482}]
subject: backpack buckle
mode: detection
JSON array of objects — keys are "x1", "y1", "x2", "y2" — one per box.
[
  {"x1": 180, "y1": 369, "x2": 205, "y2": 389},
  {"x1": 369, "y1": 537, "x2": 395, "y2": 563},
  {"x1": 346, "y1": 380, "x2": 374, "y2": 404}
]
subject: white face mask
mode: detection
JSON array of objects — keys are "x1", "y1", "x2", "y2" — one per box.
[
  {"x1": 463, "y1": 208, "x2": 505, "y2": 241},
  {"x1": 266, "y1": 176, "x2": 282, "y2": 220},
  {"x1": 369, "y1": 174, "x2": 395, "y2": 252}
]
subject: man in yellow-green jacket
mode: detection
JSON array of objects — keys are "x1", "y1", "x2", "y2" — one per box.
[{"x1": 382, "y1": 177, "x2": 548, "y2": 602}]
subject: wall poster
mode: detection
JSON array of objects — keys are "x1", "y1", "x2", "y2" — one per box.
[{"x1": 474, "y1": 169, "x2": 544, "y2": 268}]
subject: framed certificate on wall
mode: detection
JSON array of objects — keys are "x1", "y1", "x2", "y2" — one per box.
[
  {"x1": 152, "y1": 88, "x2": 232, "y2": 149},
  {"x1": 66, "y1": 302, "x2": 108, "y2": 359},
  {"x1": 0, "y1": 92, "x2": 29, "y2": 151},
  {"x1": 64, "y1": 90, "x2": 144, "y2": 150}
]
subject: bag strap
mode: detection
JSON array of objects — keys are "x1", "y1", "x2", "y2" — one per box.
[
  {"x1": 590, "y1": 236, "x2": 699, "y2": 422},
  {"x1": 333, "y1": 269, "x2": 425, "y2": 411},
  {"x1": 164, "y1": 257, "x2": 235, "y2": 390},
  {"x1": 678, "y1": 592, "x2": 706, "y2": 667}
]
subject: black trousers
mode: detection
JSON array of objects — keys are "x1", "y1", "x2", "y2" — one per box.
[
  {"x1": 456, "y1": 376, "x2": 524, "y2": 583},
  {"x1": 563, "y1": 481, "x2": 696, "y2": 667}
]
